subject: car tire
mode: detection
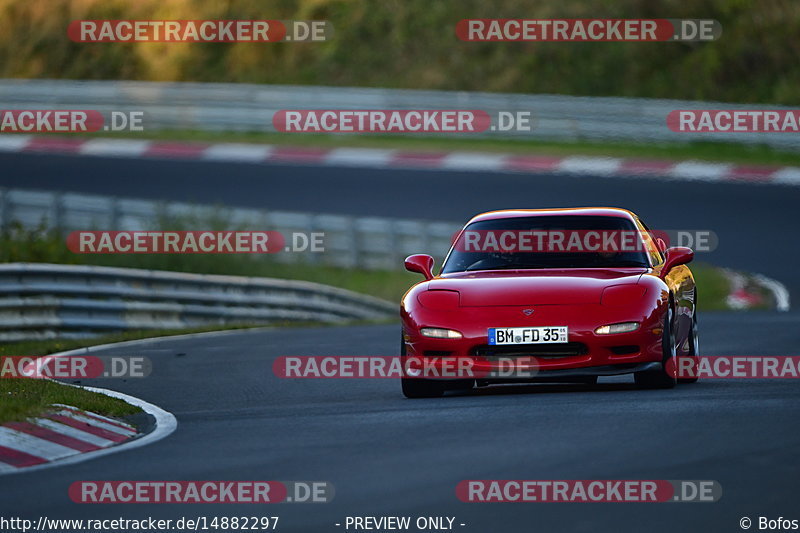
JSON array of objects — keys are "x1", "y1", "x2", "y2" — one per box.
[
  {"x1": 635, "y1": 305, "x2": 678, "y2": 389},
  {"x1": 400, "y1": 333, "x2": 445, "y2": 398},
  {"x1": 678, "y1": 313, "x2": 700, "y2": 384}
]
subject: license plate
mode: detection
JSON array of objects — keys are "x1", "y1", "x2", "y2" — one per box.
[{"x1": 488, "y1": 326, "x2": 568, "y2": 345}]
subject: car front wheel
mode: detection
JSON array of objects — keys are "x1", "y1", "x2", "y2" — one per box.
[
  {"x1": 635, "y1": 305, "x2": 678, "y2": 389},
  {"x1": 678, "y1": 313, "x2": 700, "y2": 384}
]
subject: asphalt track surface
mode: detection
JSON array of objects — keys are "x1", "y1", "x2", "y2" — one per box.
[
  {"x1": 1, "y1": 152, "x2": 799, "y2": 299},
  {"x1": 2, "y1": 315, "x2": 800, "y2": 533},
  {"x1": 1, "y1": 153, "x2": 799, "y2": 532}
]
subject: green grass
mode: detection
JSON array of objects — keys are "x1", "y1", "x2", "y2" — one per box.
[
  {"x1": 2, "y1": 0, "x2": 799, "y2": 106},
  {"x1": 0, "y1": 379, "x2": 141, "y2": 426},
  {"x1": 691, "y1": 263, "x2": 733, "y2": 311},
  {"x1": 83, "y1": 129, "x2": 800, "y2": 167}
]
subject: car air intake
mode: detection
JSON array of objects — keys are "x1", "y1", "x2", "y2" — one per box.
[
  {"x1": 423, "y1": 351, "x2": 454, "y2": 357},
  {"x1": 609, "y1": 345, "x2": 640, "y2": 355},
  {"x1": 473, "y1": 342, "x2": 589, "y2": 358}
]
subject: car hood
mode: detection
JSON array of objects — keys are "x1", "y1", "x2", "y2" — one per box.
[{"x1": 427, "y1": 268, "x2": 647, "y2": 306}]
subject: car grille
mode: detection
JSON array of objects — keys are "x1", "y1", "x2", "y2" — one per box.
[{"x1": 473, "y1": 342, "x2": 589, "y2": 359}]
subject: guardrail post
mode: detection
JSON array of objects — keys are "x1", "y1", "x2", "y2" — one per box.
[{"x1": 110, "y1": 197, "x2": 121, "y2": 230}]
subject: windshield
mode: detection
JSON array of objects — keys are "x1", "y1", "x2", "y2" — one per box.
[{"x1": 442, "y1": 215, "x2": 651, "y2": 273}]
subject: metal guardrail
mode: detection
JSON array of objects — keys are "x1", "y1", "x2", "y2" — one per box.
[
  {"x1": 1, "y1": 79, "x2": 797, "y2": 149},
  {"x1": 0, "y1": 188, "x2": 460, "y2": 271},
  {"x1": 0, "y1": 263, "x2": 396, "y2": 341},
  {"x1": 0, "y1": 187, "x2": 458, "y2": 340}
]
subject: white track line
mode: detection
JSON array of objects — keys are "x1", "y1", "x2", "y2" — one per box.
[
  {"x1": 202, "y1": 143, "x2": 273, "y2": 162},
  {"x1": 0, "y1": 134, "x2": 32, "y2": 151},
  {"x1": 558, "y1": 156, "x2": 623, "y2": 176},
  {"x1": 325, "y1": 148, "x2": 396, "y2": 167},
  {"x1": 441, "y1": 152, "x2": 507, "y2": 171},
  {"x1": 670, "y1": 161, "x2": 731, "y2": 181},
  {"x1": 79, "y1": 139, "x2": 151, "y2": 157},
  {"x1": 772, "y1": 168, "x2": 800, "y2": 186}
]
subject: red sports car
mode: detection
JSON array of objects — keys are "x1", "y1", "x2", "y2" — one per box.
[{"x1": 400, "y1": 207, "x2": 698, "y2": 398}]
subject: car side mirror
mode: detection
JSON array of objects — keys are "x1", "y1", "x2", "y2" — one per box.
[
  {"x1": 405, "y1": 254, "x2": 435, "y2": 280},
  {"x1": 660, "y1": 247, "x2": 694, "y2": 279}
]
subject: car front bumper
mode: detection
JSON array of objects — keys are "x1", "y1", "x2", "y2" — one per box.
[{"x1": 401, "y1": 302, "x2": 666, "y2": 381}]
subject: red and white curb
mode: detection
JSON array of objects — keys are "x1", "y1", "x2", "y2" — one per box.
[
  {"x1": 0, "y1": 405, "x2": 138, "y2": 473},
  {"x1": 0, "y1": 345, "x2": 179, "y2": 476},
  {"x1": 1, "y1": 134, "x2": 799, "y2": 186},
  {"x1": 723, "y1": 268, "x2": 790, "y2": 311},
  {"x1": 0, "y1": 329, "x2": 275, "y2": 475}
]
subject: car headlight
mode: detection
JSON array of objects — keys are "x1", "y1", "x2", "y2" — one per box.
[
  {"x1": 594, "y1": 322, "x2": 640, "y2": 335},
  {"x1": 420, "y1": 327, "x2": 463, "y2": 339}
]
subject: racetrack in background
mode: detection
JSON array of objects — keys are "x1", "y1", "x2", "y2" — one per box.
[{"x1": 1, "y1": 151, "x2": 796, "y2": 300}]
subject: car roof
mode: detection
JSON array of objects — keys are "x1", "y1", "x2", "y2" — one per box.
[{"x1": 466, "y1": 207, "x2": 638, "y2": 225}]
